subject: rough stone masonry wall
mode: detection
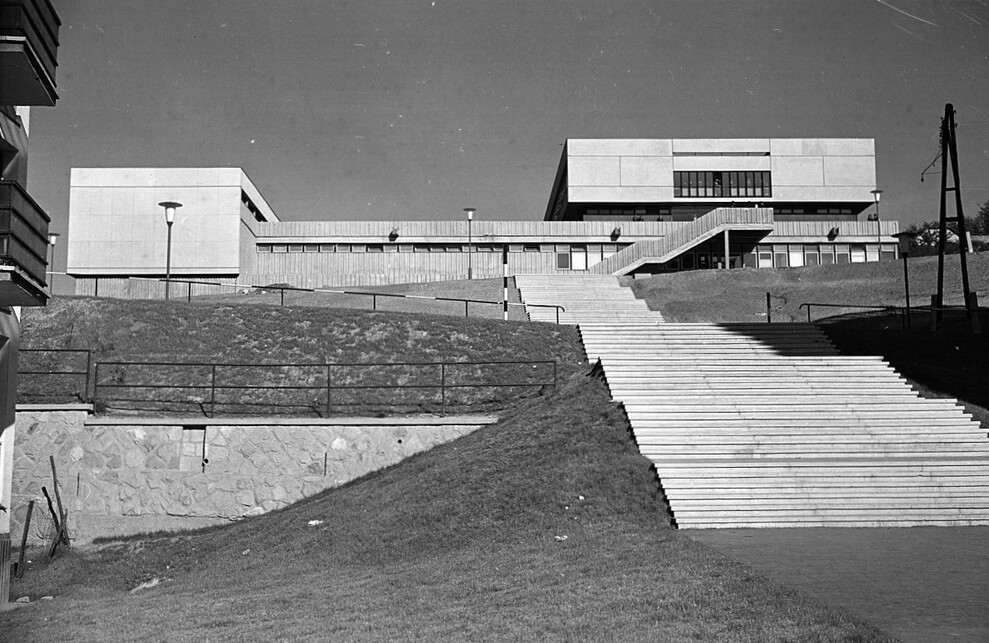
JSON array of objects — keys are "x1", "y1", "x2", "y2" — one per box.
[{"x1": 11, "y1": 409, "x2": 491, "y2": 544}]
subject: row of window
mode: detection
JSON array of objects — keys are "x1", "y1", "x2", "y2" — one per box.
[
  {"x1": 626, "y1": 243, "x2": 897, "y2": 273},
  {"x1": 758, "y1": 243, "x2": 895, "y2": 268},
  {"x1": 775, "y1": 207, "x2": 854, "y2": 215},
  {"x1": 673, "y1": 171, "x2": 772, "y2": 198},
  {"x1": 258, "y1": 243, "x2": 627, "y2": 255},
  {"x1": 584, "y1": 207, "x2": 671, "y2": 217}
]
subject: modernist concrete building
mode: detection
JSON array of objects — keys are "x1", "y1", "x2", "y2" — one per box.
[
  {"x1": 0, "y1": 0, "x2": 60, "y2": 603},
  {"x1": 65, "y1": 138, "x2": 898, "y2": 295}
]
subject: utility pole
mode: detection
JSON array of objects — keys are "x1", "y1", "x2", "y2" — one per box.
[{"x1": 935, "y1": 104, "x2": 979, "y2": 333}]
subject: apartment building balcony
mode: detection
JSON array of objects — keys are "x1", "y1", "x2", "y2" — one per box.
[
  {"x1": 0, "y1": 0, "x2": 59, "y2": 105},
  {"x1": 0, "y1": 179, "x2": 49, "y2": 305}
]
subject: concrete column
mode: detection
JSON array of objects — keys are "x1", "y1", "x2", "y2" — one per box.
[
  {"x1": 724, "y1": 229, "x2": 730, "y2": 269},
  {"x1": 0, "y1": 307, "x2": 20, "y2": 604}
]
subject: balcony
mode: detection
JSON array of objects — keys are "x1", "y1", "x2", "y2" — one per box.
[
  {"x1": 0, "y1": 179, "x2": 49, "y2": 305},
  {"x1": 0, "y1": 0, "x2": 59, "y2": 106}
]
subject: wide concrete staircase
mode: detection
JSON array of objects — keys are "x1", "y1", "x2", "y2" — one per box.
[
  {"x1": 517, "y1": 275, "x2": 989, "y2": 528},
  {"x1": 516, "y1": 274, "x2": 664, "y2": 324}
]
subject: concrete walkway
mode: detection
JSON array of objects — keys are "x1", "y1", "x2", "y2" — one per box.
[{"x1": 688, "y1": 527, "x2": 988, "y2": 643}]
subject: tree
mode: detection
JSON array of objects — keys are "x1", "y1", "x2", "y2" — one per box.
[{"x1": 968, "y1": 200, "x2": 989, "y2": 235}]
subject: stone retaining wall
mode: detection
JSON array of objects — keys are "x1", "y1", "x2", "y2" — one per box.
[{"x1": 11, "y1": 408, "x2": 493, "y2": 544}]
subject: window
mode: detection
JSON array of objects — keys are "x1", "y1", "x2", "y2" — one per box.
[
  {"x1": 319, "y1": 244, "x2": 335, "y2": 252},
  {"x1": 303, "y1": 244, "x2": 319, "y2": 253},
  {"x1": 673, "y1": 171, "x2": 772, "y2": 198},
  {"x1": 850, "y1": 245, "x2": 866, "y2": 263},
  {"x1": 257, "y1": 244, "x2": 273, "y2": 253},
  {"x1": 272, "y1": 244, "x2": 287, "y2": 253},
  {"x1": 556, "y1": 252, "x2": 571, "y2": 270},
  {"x1": 571, "y1": 246, "x2": 588, "y2": 270},
  {"x1": 367, "y1": 244, "x2": 384, "y2": 253},
  {"x1": 788, "y1": 248, "x2": 804, "y2": 268},
  {"x1": 523, "y1": 244, "x2": 540, "y2": 253},
  {"x1": 865, "y1": 245, "x2": 879, "y2": 262},
  {"x1": 288, "y1": 244, "x2": 303, "y2": 253},
  {"x1": 835, "y1": 244, "x2": 850, "y2": 264},
  {"x1": 758, "y1": 250, "x2": 773, "y2": 268}
]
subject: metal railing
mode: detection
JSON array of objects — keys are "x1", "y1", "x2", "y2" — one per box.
[
  {"x1": 55, "y1": 274, "x2": 567, "y2": 324},
  {"x1": 797, "y1": 300, "x2": 985, "y2": 332},
  {"x1": 18, "y1": 348, "x2": 92, "y2": 402},
  {"x1": 89, "y1": 359, "x2": 558, "y2": 417},
  {"x1": 798, "y1": 302, "x2": 907, "y2": 324}
]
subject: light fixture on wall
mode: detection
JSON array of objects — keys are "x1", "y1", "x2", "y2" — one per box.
[
  {"x1": 611, "y1": 226, "x2": 622, "y2": 241},
  {"x1": 389, "y1": 227, "x2": 399, "y2": 241},
  {"x1": 159, "y1": 201, "x2": 183, "y2": 300}
]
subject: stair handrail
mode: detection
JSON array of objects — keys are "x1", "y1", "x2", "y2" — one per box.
[{"x1": 590, "y1": 208, "x2": 774, "y2": 275}]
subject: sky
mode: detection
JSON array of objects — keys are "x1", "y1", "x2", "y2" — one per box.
[{"x1": 27, "y1": 1, "x2": 989, "y2": 273}]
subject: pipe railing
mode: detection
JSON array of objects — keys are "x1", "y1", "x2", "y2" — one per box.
[
  {"x1": 89, "y1": 358, "x2": 558, "y2": 417},
  {"x1": 52, "y1": 273, "x2": 567, "y2": 324}
]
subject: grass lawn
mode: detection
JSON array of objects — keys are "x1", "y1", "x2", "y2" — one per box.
[
  {"x1": 18, "y1": 296, "x2": 584, "y2": 415},
  {"x1": 9, "y1": 257, "x2": 983, "y2": 639},
  {"x1": 3, "y1": 373, "x2": 893, "y2": 641}
]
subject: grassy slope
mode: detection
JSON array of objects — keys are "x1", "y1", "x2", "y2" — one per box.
[
  {"x1": 196, "y1": 277, "x2": 522, "y2": 320},
  {"x1": 21, "y1": 295, "x2": 576, "y2": 363},
  {"x1": 19, "y1": 297, "x2": 584, "y2": 413},
  {"x1": 631, "y1": 251, "x2": 989, "y2": 424},
  {"x1": 630, "y1": 251, "x2": 989, "y2": 324},
  {"x1": 4, "y1": 373, "x2": 890, "y2": 642}
]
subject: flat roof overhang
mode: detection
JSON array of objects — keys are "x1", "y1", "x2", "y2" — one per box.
[
  {"x1": 0, "y1": 37, "x2": 58, "y2": 105},
  {"x1": 0, "y1": 265, "x2": 47, "y2": 306}
]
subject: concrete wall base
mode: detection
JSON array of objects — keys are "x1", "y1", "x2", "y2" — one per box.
[{"x1": 11, "y1": 409, "x2": 495, "y2": 545}]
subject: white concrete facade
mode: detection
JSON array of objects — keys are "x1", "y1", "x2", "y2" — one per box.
[
  {"x1": 546, "y1": 138, "x2": 877, "y2": 220},
  {"x1": 67, "y1": 168, "x2": 278, "y2": 277}
]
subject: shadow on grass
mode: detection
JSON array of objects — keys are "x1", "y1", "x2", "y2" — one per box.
[{"x1": 815, "y1": 309, "x2": 989, "y2": 422}]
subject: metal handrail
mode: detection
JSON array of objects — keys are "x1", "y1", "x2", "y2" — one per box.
[
  {"x1": 18, "y1": 348, "x2": 92, "y2": 401},
  {"x1": 798, "y1": 302, "x2": 902, "y2": 323},
  {"x1": 91, "y1": 358, "x2": 558, "y2": 417},
  {"x1": 68, "y1": 274, "x2": 567, "y2": 324}
]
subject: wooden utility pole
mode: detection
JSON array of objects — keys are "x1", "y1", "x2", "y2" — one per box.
[{"x1": 935, "y1": 103, "x2": 980, "y2": 334}]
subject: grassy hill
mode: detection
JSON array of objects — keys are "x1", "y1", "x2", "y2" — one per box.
[
  {"x1": 9, "y1": 258, "x2": 983, "y2": 638},
  {"x1": 19, "y1": 297, "x2": 584, "y2": 415},
  {"x1": 4, "y1": 371, "x2": 891, "y2": 641},
  {"x1": 630, "y1": 251, "x2": 989, "y2": 324}
]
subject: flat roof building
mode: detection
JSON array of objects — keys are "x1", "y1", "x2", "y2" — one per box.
[
  {"x1": 546, "y1": 138, "x2": 877, "y2": 223},
  {"x1": 64, "y1": 138, "x2": 897, "y2": 296}
]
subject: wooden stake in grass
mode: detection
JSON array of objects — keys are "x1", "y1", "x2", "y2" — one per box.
[
  {"x1": 48, "y1": 455, "x2": 69, "y2": 545},
  {"x1": 15, "y1": 500, "x2": 34, "y2": 579}
]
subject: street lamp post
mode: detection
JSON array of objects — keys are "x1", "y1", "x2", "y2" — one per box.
[
  {"x1": 46, "y1": 232, "x2": 60, "y2": 293},
  {"x1": 870, "y1": 189, "x2": 883, "y2": 251},
  {"x1": 893, "y1": 231, "x2": 915, "y2": 329},
  {"x1": 159, "y1": 201, "x2": 182, "y2": 300},
  {"x1": 464, "y1": 207, "x2": 476, "y2": 280}
]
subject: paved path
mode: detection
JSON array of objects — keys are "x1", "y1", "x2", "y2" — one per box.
[{"x1": 688, "y1": 527, "x2": 988, "y2": 643}]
